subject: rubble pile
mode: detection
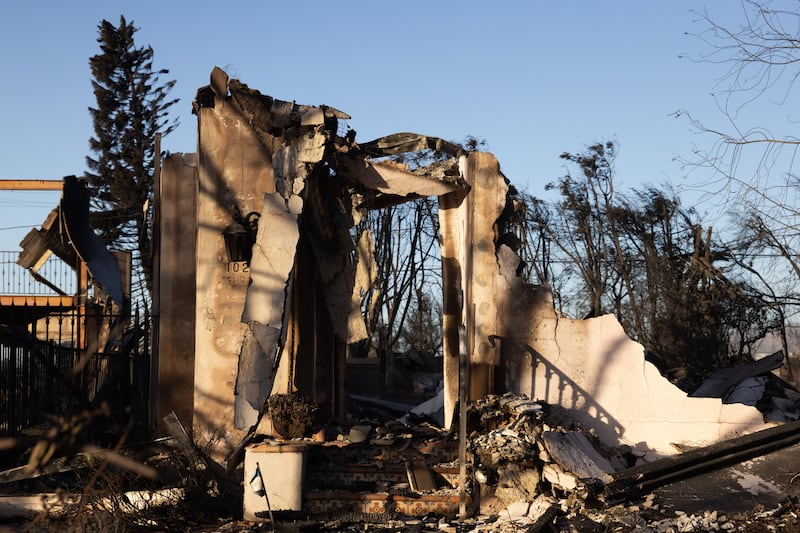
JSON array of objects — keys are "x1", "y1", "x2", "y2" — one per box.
[
  {"x1": 461, "y1": 394, "x2": 800, "y2": 532},
  {"x1": 468, "y1": 394, "x2": 633, "y2": 514}
]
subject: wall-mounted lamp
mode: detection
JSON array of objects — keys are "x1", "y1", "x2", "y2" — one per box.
[{"x1": 223, "y1": 208, "x2": 260, "y2": 264}]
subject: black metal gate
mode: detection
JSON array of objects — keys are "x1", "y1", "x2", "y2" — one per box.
[{"x1": 0, "y1": 304, "x2": 150, "y2": 438}]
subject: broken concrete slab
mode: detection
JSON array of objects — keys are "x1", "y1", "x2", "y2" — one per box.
[
  {"x1": 542, "y1": 431, "x2": 613, "y2": 483},
  {"x1": 542, "y1": 462, "x2": 579, "y2": 491},
  {"x1": 494, "y1": 464, "x2": 540, "y2": 505},
  {"x1": 473, "y1": 493, "x2": 558, "y2": 532},
  {"x1": 527, "y1": 494, "x2": 559, "y2": 530}
]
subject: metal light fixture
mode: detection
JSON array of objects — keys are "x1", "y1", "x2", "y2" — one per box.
[{"x1": 223, "y1": 208, "x2": 260, "y2": 264}]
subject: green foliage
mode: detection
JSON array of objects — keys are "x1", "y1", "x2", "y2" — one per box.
[{"x1": 85, "y1": 16, "x2": 178, "y2": 304}]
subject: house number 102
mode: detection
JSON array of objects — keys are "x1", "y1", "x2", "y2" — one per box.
[{"x1": 226, "y1": 262, "x2": 250, "y2": 273}]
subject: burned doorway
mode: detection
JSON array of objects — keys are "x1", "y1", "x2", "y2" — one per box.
[{"x1": 348, "y1": 195, "x2": 444, "y2": 406}]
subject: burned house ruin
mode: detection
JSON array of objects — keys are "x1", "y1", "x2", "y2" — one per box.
[
  {"x1": 2, "y1": 67, "x2": 798, "y2": 529},
  {"x1": 155, "y1": 68, "x2": 774, "y2": 463}
]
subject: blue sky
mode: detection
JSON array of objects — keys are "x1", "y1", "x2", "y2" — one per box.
[{"x1": 0, "y1": 1, "x2": 775, "y2": 250}]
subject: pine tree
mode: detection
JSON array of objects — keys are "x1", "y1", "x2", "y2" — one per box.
[{"x1": 85, "y1": 16, "x2": 178, "y2": 304}]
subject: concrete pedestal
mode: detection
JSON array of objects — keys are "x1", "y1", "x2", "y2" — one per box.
[{"x1": 243, "y1": 443, "x2": 307, "y2": 520}]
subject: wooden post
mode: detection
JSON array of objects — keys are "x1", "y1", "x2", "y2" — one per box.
[
  {"x1": 149, "y1": 133, "x2": 161, "y2": 438},
  {"x1": 76, "y1": 260, "x2": 88, "y2": 350},
  {"x1": 458, "y1": 324, "x2": 469, "y2": 519}
]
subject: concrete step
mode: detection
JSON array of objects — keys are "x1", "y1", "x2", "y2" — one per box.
[{"x1": 245, "y1": 438, "x2": 468, "y2": 520}]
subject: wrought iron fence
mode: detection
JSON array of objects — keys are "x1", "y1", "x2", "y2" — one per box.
[
  {"x1": 0, "y1": 303, "x2": 150, "y2": 437},
  {"x1": 0, "y1": 250, "x2": 76, "y2": 296}
]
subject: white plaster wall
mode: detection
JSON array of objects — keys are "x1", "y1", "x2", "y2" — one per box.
[{"x1": 511, "y1": 301, "x2": 771, "y2": 458}]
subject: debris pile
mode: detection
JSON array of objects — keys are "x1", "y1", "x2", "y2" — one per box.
[
  {"x1": 465, "y1": 394, "x2": 634, "y2": 521},
  {"x1": 3, "y1": 399, "x2": 799, "y2": 531},
  {"x1": 461, "y1": 393, "x2": 800, "y2": 532}
]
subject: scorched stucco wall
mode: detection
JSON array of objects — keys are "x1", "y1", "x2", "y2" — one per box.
[{"x1": 193, "y1": 82, "x2": 276, "y2": 452}]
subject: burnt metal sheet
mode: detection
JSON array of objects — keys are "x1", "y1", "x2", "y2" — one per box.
[
  {"x1": 653, "y1": 441, "x2": 800, "y2": 515},
  {"x1": 357, "y1": 132, "x2": 464, "y2": 159},
  {"x1": 691, "y1": 351, "x2": 785, "y2": 398},
  {"x1": 61, "y1": 176, "x2": 125, "y2": 309}
]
